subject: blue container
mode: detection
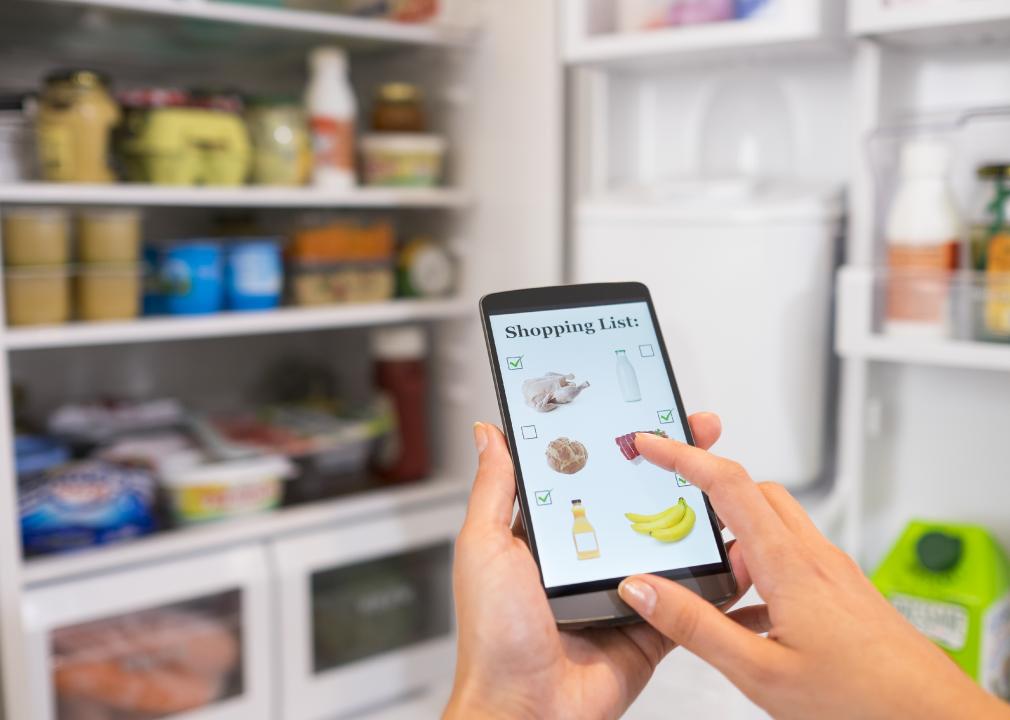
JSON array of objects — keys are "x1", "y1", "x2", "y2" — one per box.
[
  {"x1": 142, "y1": 246, "x2": 165, "y2": 316},
  {"x1": 226, "y1": 239, "x2": 283, "y2": 311},
  {"x1": 162, "y1": 242, "x2": 224, "y2": 315},
  {"x1": 15, "y1": 435, "x2": 69, "y2": 477},
  {"x1": 735, "y1": 0, "x2": 771, "y2": 18}
]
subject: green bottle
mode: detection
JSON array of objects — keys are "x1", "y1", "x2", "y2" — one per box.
[{"x1": 872, "y1": 520, "x2": 1010, "y2": 700}]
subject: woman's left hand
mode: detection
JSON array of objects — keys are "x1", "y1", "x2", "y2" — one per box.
[{"x1": 444, "y1": 413, "x2": 749, "y2": 720}]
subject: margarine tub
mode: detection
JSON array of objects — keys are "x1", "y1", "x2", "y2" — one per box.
[{"x1": 160, "y1": 455, "x2": 293, "y2": 524}]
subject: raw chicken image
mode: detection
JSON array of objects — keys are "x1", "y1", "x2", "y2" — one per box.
[
  {"x1": 615, "y1": 429, "x2": 668, "y2": 461},
  {"x1": 546, "y1": 437, "x2": 588, "y2": 474},
  {"x1": 522, "y1": 372, "x2": 590, "y2": 412}
]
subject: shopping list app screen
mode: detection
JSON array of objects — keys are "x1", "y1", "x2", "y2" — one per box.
[{"x1": 489, "y1": 301, "x2": 723, "y2": 590}]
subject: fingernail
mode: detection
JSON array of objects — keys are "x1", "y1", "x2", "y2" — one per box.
[
  {"x1": 473, "y1": 422, "x2": 488, "y2": 454},
  {"x1": 619, "y1": 579, "x2": 656, "y2": 617}
]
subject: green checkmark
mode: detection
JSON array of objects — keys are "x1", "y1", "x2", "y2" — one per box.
[
  {"x1": 657, "y1": 410, "x2": 674, "y2": 424},
  {"x1": 507, "y1": 356, "x2": 523, "y2": 370},
  {"x1": 535, "y1": 489, "x2": 552, "y2": 506}
]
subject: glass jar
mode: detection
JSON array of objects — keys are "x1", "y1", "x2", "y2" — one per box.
[
  {"x1": 246, "y1": 99, "x2": 311, "y2": 186},
  {"x1": 371, "y1": 83, "x2": 425, "y2": 133},
  {"x1": 36, "y1": 70, "x2": 120, "y2": 183},
  {"x1": 970, "y1": 164, "x2": 1010, "y2": 342}
]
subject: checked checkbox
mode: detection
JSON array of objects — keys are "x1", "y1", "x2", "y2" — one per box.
[
  {"x1": 657, "y1": 409, "x2": 674, "y2": 424},
  {"x1": 506, "y1": 356, "x2": 523, "y2": 370},
  {"x1": 676, "y1": 473, "x2": 691, "y2": 487},
  {"x1": 534, "y1": 489, "x2": 553, "y2": 506},
  {"x1": 521, "y1": 425, "x2": 538, "y2": 440}
]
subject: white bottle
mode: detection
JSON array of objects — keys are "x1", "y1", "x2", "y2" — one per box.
[
  {"x1": 306, "y1": 46, "x2": 357, "y2": 189},
  {"x1": 884, "y1": 138, "x2": 962, "y2": 337},
  {"x1": 615, "y1": 349, "x2": 641, "y2": 402}
]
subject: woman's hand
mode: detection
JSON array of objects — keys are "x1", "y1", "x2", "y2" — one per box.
[
  {"x1": 445, "y1": 413, "x2": 747, "y2": 720},
  {"x1": 618, "y1": 433, "x2": 1010, "y2": 720}
]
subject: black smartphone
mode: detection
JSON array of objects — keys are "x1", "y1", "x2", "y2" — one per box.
[{"x1": 479, "y1": 282, "x2": 736, "y2": 628}]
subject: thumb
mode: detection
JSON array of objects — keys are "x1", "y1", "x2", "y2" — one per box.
[
  {"x1": 618, "y1": 574, "x2": 784, "y2": 685},
  {"x1": 462, "y1": 422, "x2": 517, "y2": 531}
]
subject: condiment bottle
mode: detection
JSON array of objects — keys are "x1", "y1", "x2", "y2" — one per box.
[
  {"x1": 36, "y1": 69, "x2": 120, "y2": 183},
  {"x1": 306, "y1": 47, "x2": 357, "y2": 189},
  {"x1": 884, "y1": 138, "x2": 962, "y2": 337},
  {"x1": 571, "y1": 500, "x2": 601, "y2": 560},
  {"x1": 372, "y1": 326, "x2": 430, "y2": 484},
  {"x1": 371, "y1": 83, "x2": 425, "y2": 133},
  {"x1": 970, "y1": 164, "x2": 1010, "y2": 341}
]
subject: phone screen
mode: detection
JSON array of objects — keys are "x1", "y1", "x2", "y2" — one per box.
[{"x1": 486, "y1": 299, "x2": 726, "y2": 596}]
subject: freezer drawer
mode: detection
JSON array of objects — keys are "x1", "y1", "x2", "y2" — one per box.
[
  {"x1": 22, "y1": 546, "x2": 272, "y2": 720},
  {"x1": 272, "y1": 500, "x2": 464, "y2": 720}
]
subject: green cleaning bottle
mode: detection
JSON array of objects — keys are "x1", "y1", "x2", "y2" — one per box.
[{"x1": 872, "y1": 520, "x2": 1010, "y2": 700}]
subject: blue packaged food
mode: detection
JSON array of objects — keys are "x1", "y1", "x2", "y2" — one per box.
[
  {"x1": 15, "y1": 435, "x2": 69, "y2": 477},
  {"x1": 226, "y1": 239, "x2": 282, "y2": 311},
  {"x1": 19, "y1": 460, "x2": 157, "y2": 555},
  {"x1": 161, "y1": 242, "x2": 224, "y2": 315},
  {"x1": 735, "y1": 0, "x2": 771, "y2": 18}
]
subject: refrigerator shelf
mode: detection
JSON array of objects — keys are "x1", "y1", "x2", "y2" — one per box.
[
  {"x1": 0, "y1": 183, "x2": 472, "y2": 209},
  {"x1": 29, "y1": 0, "x2": 475, "y2": 47},
  {"x1": 849, "y1": 0, "x2": 1010, "y2": 44},
  {"x1": 2, "y1": 299, "x2": 469, "y2": 350},
  {"x1": 21, "y1": 476, "x2": 468, "y2": 587},
  {"x1": 836, "y1": 265, "x2": 1010, "y2": 373}
]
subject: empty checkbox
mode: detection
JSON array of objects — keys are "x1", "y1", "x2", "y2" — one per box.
[
  {"x1": 521, "y1": 425, "x2": 538, "y2": 440},
  {"x1": 639, "y1": 344, "x2": 655, "y2": 358}
]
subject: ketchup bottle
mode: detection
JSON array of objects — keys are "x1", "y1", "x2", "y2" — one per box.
[{"x1": 372, "y1": 326, "x2": 430, "y2": 484}]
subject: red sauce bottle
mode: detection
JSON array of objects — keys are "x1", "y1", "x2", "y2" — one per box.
[{"x1": 372, "y1": 326, "x2": 430, "y2": 484}]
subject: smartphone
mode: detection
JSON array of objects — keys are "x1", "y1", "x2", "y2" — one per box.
[{"x1": 480, "y1": 282, "x2": 736, "y2": 628}]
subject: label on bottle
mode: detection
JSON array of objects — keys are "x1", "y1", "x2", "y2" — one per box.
[
  {"x1": 885, "y1": 241, "x2": 958, "y2": 325},
  {"x1": 310, "y1": 115, "x2": 354, "y2": 172},
  {"x1": 574, "y1": 532, "x2": 598, "y2": 554},
  {"x1": 981, "y1": 592, "x2": 1010, "y2": 700},
  {"x1": 985, "y1": 232, "x2": 1010, "y2": 337},
  {"x1": 889, "y1": 593, "x2": 968, "y2": 651}
]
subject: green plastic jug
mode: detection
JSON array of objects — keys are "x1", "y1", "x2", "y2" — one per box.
[{"x1": 872, "y1": 520, "x2": 1010, "y2": 700}]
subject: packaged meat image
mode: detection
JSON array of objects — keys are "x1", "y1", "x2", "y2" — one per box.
[
  {"x1": 545, "y1": 437, "x2": 588, "y2": 474},
  {"x1": 522, "y1": 372, "x2": 589, "y2": 412},
  {"x1": 615, "y1": 429, "x2": 668, "y2": 461}
]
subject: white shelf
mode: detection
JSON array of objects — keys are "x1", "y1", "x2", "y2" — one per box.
[
  {"x1": 3, "y1": 299, "x2": 469, "y2": 350},
  {"x1": 0, "y1": 183, "x2": 470, "y2": 209},
  {"x1": 32, "y1": 0, "x2": 473, "y2": 47},
  {"x1": 22, "y1": 476, "x2": 469, "y2": 586},
  {"x1": 849, "y1": 0, "x2": 1010, "y2": 44},
  {"x1": 835, "y1": 265, "x2": 1010, "y2": 373}
]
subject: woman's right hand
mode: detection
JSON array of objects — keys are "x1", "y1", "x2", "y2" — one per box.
[{"x1": 619, "y1": 432, "x2": 1010, "y2": 720}]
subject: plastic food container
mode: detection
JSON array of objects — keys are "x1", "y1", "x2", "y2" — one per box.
[
  {"x1": 226, "y1": 239, "x2": 282, "y2": 311},
  {"x1": 361, "y1": 133, "x2": 445, "y2": 187},
  {"x1": 161, "y1": 455, "x2": 293, "y2": 524},
  {"x1": 77, "y1": 264, "x2": 142, "y2": 321},
  {"x1": 78, "y1": 208, "x2": 142, "y2": 263},
  {"x1": 15, "y1": 435, "x2": 70, "y2": 477},
  {"x1": 289, "y1": 261, "x2": 395, "y2": 305},
  {"x1": 160, "y1": 242, "x2": 224, "y2": 315},
  {"x1": 3, "y1": 207, "x2": 69, "y2": 266},
  {"x1": 5, "y1": 266, "x2": 71, "y2": 325}
]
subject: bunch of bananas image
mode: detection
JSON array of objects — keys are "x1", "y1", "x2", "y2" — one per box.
[{"x1": 625, "y1": 497, "x2": 696, "y2": 542}]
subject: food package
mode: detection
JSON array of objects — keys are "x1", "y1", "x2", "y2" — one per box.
[
  {"x1": 52, "y1": 606, "x2": 240, "y2": 718},
  {"x1": 546, "y1": 437, "x2": 588, "y2": 474}
]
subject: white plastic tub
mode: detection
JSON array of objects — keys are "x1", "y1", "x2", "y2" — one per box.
[
  {"x1": 161, "y1": 455, "x2": 294, "y2": 525},
  {"x1": 361, "y1": 133, "x2": 446, "y2": 187}
]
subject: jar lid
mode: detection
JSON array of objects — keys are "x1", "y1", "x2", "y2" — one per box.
[
  {"x1": 378, "y1": 83, "x2": 422, "y2": 103},
  {"x1": 915, "y1": 530, "x2": 963, "y2": 572},
  {"x1": 45, "y1": 69, "x2": 109, "y2": 89},
  {"x1": 118, "y1": 88, "x2": 190, "y2": 109},
  {"x1": 977, "y1": 164, "x2": 1010, "y2": 179},
  {"x1": 371, "y1": 325, "x2": 426, "y2": 360}
]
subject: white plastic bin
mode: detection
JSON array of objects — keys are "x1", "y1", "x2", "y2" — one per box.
[{"x1": 574, "y1": 182, "x2": 842, "y2": 488}]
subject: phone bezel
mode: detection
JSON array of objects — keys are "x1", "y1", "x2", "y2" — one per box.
[{"x1": 479, "y1": 282, "x2": 737, "y2": 621}]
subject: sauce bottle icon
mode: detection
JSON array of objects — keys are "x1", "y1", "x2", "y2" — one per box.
[
  {"x1": 615, "y1": 349, "x2": 641, "y2": 402},
  {"x1": 571, "y1": 499, "x2": 601, "y2": 560}
]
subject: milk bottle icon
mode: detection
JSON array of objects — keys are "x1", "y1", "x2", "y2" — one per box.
[{"x1": 615, "y1": 349, "x2": 641, "y2": 402}]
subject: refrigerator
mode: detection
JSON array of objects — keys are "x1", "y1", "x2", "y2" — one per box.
[{"x1": 1, "y1": 0, "x2": 1009, "y2": 717}]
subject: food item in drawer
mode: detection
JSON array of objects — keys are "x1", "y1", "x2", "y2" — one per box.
[
  {"x1": 5, "y1": 265, "x2": 71, "y2": 326},
  {"x1": 290, "y1": 260, "x2": 395, "y2": 304},
  {"x1": 119, "y1": 106, "x2": 250, "y2": 186},
  {"x1": 160, "y1": 455, "x2": 293, "y2": 525},
  {"x1": 361, "y1": 133, "x2": 445, "y2": 187},
  {"x1": 3, "y1": 206, "x2": 70, "y2": 266},
  {"x1": 77, "y1": 264, "x2": 142, "y2": 321},
  {"x1": 78, "y1": 208, "x2": 142, "y2": 263},
  {"x1": 19, "y1": 460, "x2": 157, "y2": 556},
  {"x1": 52, "y1": 604, "x2": 240, "y2": 717}
]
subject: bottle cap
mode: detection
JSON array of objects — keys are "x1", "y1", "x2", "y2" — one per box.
[
  {"x1": 899, "y1": 138, "x2": 950, "y2": 178},
  {"x1": 310, "y1": 47, "x2": 348, "y2": 72},
  {"x1": 371, "y1": 325, "x2": 426, "y2": 360},
  {"x1": 571, "y1": 499, "x2": 581, "y2": 505},
  {"x1": 915, "y1": 530, "x2": 962, "y2": 572}
]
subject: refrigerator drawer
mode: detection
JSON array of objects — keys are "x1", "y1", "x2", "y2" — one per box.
[
  {"x1": 22, "y1": 546, "x2": 272, "y2": 720},
  {"x1": 272, "y1": 500, "x2": 464, "y2": 720}
]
